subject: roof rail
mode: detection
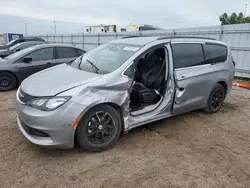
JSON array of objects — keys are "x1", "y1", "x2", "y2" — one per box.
[
  {"x1": 121, "y1": 36, "x2": 141, "y2": 39},
  {"x1": 157, "y1": 36, "x2": 216, "y2": 41}
]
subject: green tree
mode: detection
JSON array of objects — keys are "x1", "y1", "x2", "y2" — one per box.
[
  {"x1": 229, "y1": 13, "x2": 238, "y2": 24},
  {"x1": 237, "y1": 12, "x2": 245, "y2": 23},
  {"x1": 219, "y1": 13, "x2": 229, "y2": 25},
  {"x1": 244, "y1": 16, "x2": 250, "y2": 23},
  {"x1": 219, "y1": 12, "x2": 250, "y2": 25}
]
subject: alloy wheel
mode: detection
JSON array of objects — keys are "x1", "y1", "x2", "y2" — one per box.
[
  {"x1": 211, "y1": 89, "x2": 224, "y2": 111},
  {"x1": 0, "y1": 77, "x2": 11, "y2": 87},
  {"x1": 86, "y1": 111, "x2": 115, "y2": 144}
]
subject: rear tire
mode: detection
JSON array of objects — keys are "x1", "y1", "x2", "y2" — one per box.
[
  {"x1": 0, "y1": 72, "x2": 17, "y2": 91},
  {"x1": 204, "y1": 84, "x2": 225, "y2": 113},
  {"x1": 76, "y1": 104, "x2": 122, "y2": 152}
]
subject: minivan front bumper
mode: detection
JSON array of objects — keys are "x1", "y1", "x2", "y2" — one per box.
[{"x1": 16, "y1": 96, "x2": 85, "y2": 149}]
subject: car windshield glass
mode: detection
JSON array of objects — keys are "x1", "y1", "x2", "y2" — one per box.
[
  {"x1": 70, "y1": 43, "x2": 141, "y2": 74},
  {"x1": 5, "y1": 47, "x2": 35, "y2": 60},
  {"x1": 9, "y1": 43, "x2": 23, "y2": 50},
  {"x1": 6, "y1": 39, "x2": 16, "y2": 46}
]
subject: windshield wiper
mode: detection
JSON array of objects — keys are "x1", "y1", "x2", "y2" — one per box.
[
  {"x1": 78, "y1": 56, "x2": 99, "y2": 74},
  {"x1": 77, "y1": 55, "x2": 84, "y2": 69},
  {"x1": 86, "y1": 58, "x2": 99, "y2": 74}
]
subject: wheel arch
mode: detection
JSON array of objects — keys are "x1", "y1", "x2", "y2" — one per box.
[
  {"x1": 103, "y1": 102, "x2": 125, "y2": 132},
  {"x1": 74, "y1": 102, "x2": 125, "y2": 146},
  {"x1": 217, "y1": 80, "x2": 228, "y2": 94}
]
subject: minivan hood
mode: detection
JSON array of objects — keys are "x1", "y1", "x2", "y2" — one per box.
[{"x1": 21, "y1": 64, "x2": 101, "y2": 96}]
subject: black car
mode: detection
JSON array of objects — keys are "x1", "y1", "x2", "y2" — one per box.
[
  {"x1": 0, "y1": 44, "x2": 85, "y2": 91},
  {"x1": 0, "y1": 37, "x2": 45, "y2": 50},
  {"x1": 0, "y1": 41, "x2": 45, "y2": 58}
]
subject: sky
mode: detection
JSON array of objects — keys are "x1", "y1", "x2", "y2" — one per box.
[{"x1": 0, "y1": 0, "x2": 249, "y2": 35}]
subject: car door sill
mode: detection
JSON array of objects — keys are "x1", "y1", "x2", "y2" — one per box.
[
  {"x1": 126, "y1": 112, "x2": 173, "y2": 132},
  {"x1": 130, "y1": 96, "x2": 163, "y2": 116}
]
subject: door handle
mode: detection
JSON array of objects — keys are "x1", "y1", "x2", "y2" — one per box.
[{"x1": 177, "y1": 75, "x2": 186, "y2": 80}]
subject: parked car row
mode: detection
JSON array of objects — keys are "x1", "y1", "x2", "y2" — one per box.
[
  {"x1": 14, "y1": 36, "x2": 235, "y2": 152},
  {"x1": 0, "y1": 37, "x2": 45, "y2": 50},
  {"x1": 0, "y1": 41, "x2": 45, "y2": 58},
  {"x1": 0, "y1": 44, "x2": 85, "y2": 91}
]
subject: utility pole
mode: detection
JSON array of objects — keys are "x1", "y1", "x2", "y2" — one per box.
[
  {"x1": 53, "y1": 21, "x2": 57, "y2": 34},
  {"x1": 245, "y1": 4, "x2": 248, "y2": 17},
  {"x1": 24, "y1": 23, "x2": 28, "y2": 36}
]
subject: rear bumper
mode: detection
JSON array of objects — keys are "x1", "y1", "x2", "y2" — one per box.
[{"x1": 226, "y1": 76, "x2": 234, "y2": 97}]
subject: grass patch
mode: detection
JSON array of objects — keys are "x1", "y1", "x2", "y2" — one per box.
[{"x1": 234, "y1": 76, "x2": 250, "y2": 84}]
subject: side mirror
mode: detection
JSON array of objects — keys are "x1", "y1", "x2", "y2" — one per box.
[
  {"x1": 23, "y1": 56, "x2": 32, "y2": 63},
  {"x1": 15, "y1": 48, "x2": 21, "y2": 52}
]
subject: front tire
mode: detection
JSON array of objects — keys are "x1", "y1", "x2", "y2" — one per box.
[
  {"x1": 0, "y1": 72, "x2": 17, "y2": 91},
  {"x1": 76, "y1": 104, "x2": 122, "y2": 152},
  {"x1": 204, "y1": 84, "x2": 226, "y2": 113}
]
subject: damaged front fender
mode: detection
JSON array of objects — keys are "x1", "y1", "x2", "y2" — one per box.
[{"x1": 66, "y1": 75, "x2": 133, "y2": 131}]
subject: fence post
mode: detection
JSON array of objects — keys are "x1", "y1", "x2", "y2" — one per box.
[
  {"x1": 82, "y1": 33, "x2": 84, "y2": 50},
  {"x1": 97, "y1": 33, "x2": 100, "y2": 46},
  {"x1": 219, "y1": 25, "x2": 223, "y2": 41},
  {"x1": 173, "y1": 30, "x2": 176, "y2": 36}
]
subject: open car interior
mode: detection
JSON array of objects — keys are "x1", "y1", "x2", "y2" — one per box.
[{"x1": 130, "y1": 48, "x2": 167, "y2": 113}]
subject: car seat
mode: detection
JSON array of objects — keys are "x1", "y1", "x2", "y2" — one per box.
[{"x1": 131, "y1": 50, "x2": 166, "y2": 107}]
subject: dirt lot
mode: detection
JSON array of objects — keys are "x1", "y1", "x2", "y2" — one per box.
[{"x1": 0, "y1": 86, "x2": 250, "y2": 188}]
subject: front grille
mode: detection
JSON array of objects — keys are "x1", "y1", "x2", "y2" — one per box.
[
  {"x1": 18, "y1": 89, "x2": 36, "y2": 103},
  {"x1": 21, "y1": 120, "x2": 50, "y2": 137}
]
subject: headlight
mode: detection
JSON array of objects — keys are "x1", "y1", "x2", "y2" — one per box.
[{"x1": 28, "y1": 96, "x2": 71, "y2": 111}]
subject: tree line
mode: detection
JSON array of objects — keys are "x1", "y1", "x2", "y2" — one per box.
[{"x1": 219, "y1": 12, "x2": 250, "y2": 25}]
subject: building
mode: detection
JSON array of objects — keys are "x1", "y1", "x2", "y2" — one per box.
[{"x1": 85, "y1": 24, "x2": 162, "y2": 34}]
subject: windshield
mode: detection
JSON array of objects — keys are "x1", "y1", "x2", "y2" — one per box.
[
  {"x1": 70, "y1": 43, "x2": 141, "y2": 74},
  {"x1": 9, "y1": 43, "x2": 23, "y2": 50},
  {"x1": 6, "y1": 39, "x2": 17, "y2": 46},
  {"x1": 5, "y1": 47, "x2": 35, "y2": 60}
]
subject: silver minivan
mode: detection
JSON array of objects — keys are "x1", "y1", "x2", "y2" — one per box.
[{"x1": 16, "y1": 36, "x2": 235, "y2": 152}]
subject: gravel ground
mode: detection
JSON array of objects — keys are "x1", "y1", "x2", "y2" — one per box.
[{"x1": 0, "y1": 86, "x2": 250, "y2": 188}]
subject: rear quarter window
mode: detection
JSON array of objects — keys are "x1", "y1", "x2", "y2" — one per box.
[
  {"x1": 203, "y1": 44, "x2": 227, "y2": 64},
  {"x1": 57, "y1": 47, "x2": 78, "y2": 58}
]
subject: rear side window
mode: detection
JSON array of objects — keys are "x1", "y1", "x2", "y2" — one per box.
[
  {"x1": 57, "y1": 47, "x2": 77, "y2": 58},
  {"x1": 203, "y1": 44, "x2": 227, "y2": 64},
  {"x1": 172, "y1": 43, "x2": 204, "y2": 69}
]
